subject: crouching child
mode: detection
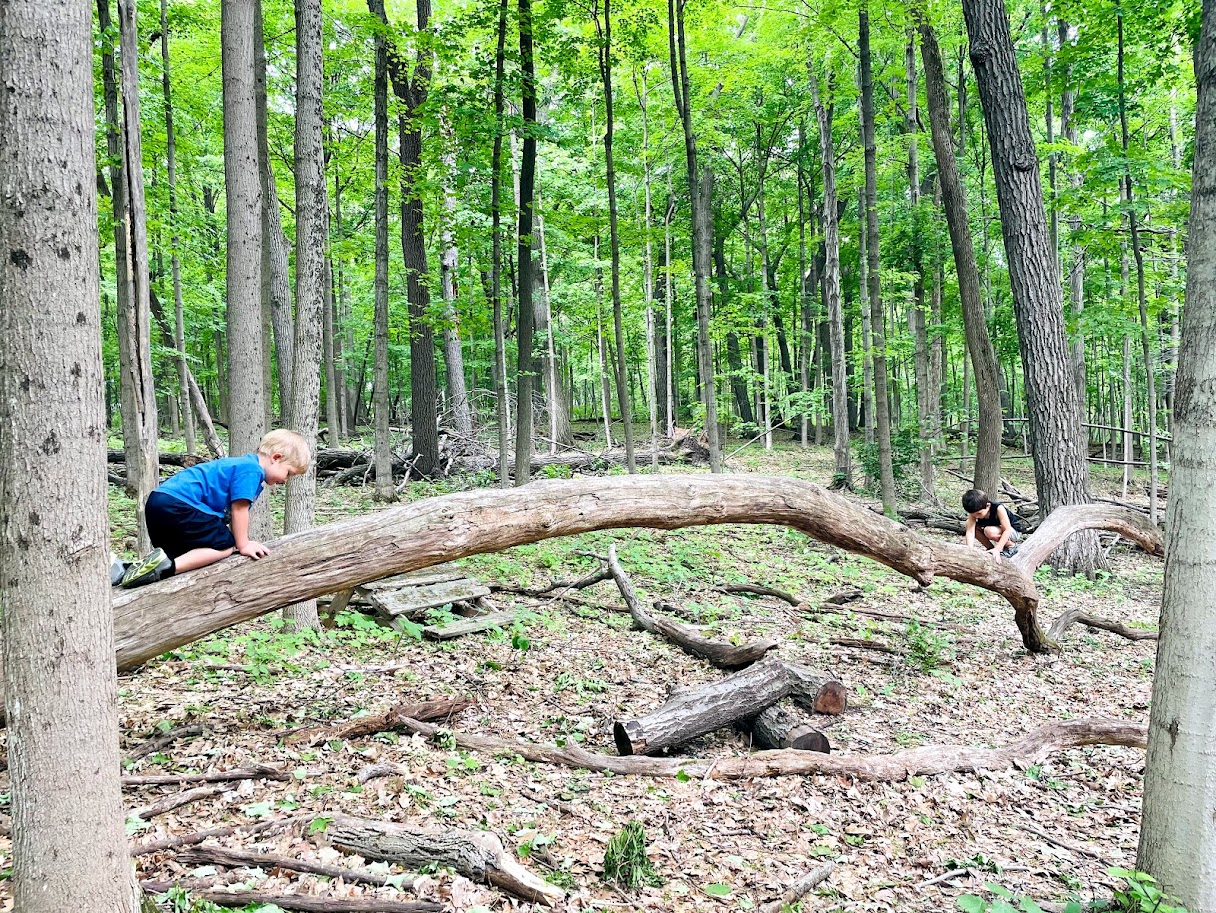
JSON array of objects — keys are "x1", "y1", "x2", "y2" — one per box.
[
  {"x1": 961, "y1": 487, "x2": 1026, "y2": 559},
  {"x1": 118, "y1": 429, "x2": 311, "y2": 588}
]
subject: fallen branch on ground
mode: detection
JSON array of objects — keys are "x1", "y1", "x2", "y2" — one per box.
[
  {"x1": 393, "y1": 715, "x2": 1146, "y2": 782},
  {"x1": 327, "y1": 814, "x2": 564, "y2": 907},
  {"x1": 121, "y1": 764, "x2": 288, "y2": 787},
  {"x1": 284, "y1": 697, "x2": 475, "y2": 747},
  {"x1": 760, "y1": 861, "x2": 835, "y2": 913},
  {"x1": 129, "y1": 785, "x2": 227, "y2": 821},
  {"x1": 130, "y1": 814, "x2": 306, "y2": 856},
  {"x1": 126, "y1": 722, "x2": 205, "y2": 763},
  {"x1": 179, "y1": 844, "x2": 424, "y2": 891},
  {"x1": 1047, "y1": 607, "x2": 1158, "y2": 643},
  {"x1": 139, "y1": 881, "x2": 439, "y2": 913}
]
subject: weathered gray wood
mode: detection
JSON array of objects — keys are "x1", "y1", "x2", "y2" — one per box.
[
  {"x1": 325, "y1": 589, "x2": 354, "y2": 618},
  {"x1": 139, "y1": 882, "x2": 437, "y2": 913},
  {"x1": 368, "y1": 580, "x2": 491, "y2": 619},
  {"x1": 327, "y1": 814, "x2": 563, "y2": 906},
  {"x1": 97, "y1": 476, "x2": 1164, "y2": 678},
  {"x1": 359, "y1": 568, "x2": 467, "y2": 590},
  {"x1": 612, "y1": 656, "x2": 845, "y2": 756},
  {"x1": 748, "y1": 705, "x2": 830, "y2": 753},
  {"x1": 421, "y1": 610, "x2": 518, "y2": 641}
]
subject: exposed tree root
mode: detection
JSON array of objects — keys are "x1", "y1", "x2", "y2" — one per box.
[{"x1": 1047, "y1": 607, "x2": 1159, "y2": 643}]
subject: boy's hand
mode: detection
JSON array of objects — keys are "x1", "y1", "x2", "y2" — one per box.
[{"x1": 239, "y1": 540, "x2": 270, "y2": 560}]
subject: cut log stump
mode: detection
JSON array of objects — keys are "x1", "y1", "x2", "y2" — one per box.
[
  {"x1": 612, "y1": 656, "x2": 845, "y2": 756},
  {"x1": 327, "y1": 814, "x2": 564, "y2": 906},
  {"x1": 748, "y1": 705, "x2": 830, "y2": 753}
]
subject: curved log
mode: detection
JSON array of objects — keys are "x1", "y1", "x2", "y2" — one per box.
[
  {"x1": 106, "y1": 475, "x2": 1162, "y2": 669},
  {"x1": 1047, "y1": 607, "x2": 1159, "y2": 643},
  {"x1": 1012, "y1": 502, "x2": 1163, "y2": 574}
]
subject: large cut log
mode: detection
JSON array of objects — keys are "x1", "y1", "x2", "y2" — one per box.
[
  {"x1": 395, "y1": 714, "x2": 1146, "y2": 782},
  {"x1": 612, "y1": 656, "x2": 846, "y2": 756},
  {"x1": 91, "y1": 476, "x2": 1162, "y2": 684},
  {"x1": 747, "y1": 705, "x2": 830, "y2": 752},
  {"x1": 326, "y1": 814, "x2": 563, "y2": 906},
  {"x1": 606, "y1": 544, "x2": 778, "y2": 668}
]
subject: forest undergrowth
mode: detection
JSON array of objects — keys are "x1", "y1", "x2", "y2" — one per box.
[{"x1": 0, "y1": 431, "x2": 1165, "y2": 913}]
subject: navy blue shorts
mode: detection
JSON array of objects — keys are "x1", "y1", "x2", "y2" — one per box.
[{"x1": 145, "y1": 490, "x2": 236, "y2": 559}]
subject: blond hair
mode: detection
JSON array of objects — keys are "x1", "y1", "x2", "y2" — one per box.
[{"x1": 259, "y1": 429, "x2": 311, "y2": 471}]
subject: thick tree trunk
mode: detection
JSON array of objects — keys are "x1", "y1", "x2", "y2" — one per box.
[
  {"x1": 919, "y1": 21, "x2": 1002, "y2": 497},
  {"x1": 670, "y1": 0, "x2": 721, "y2": 471},
  {"x1": 810, "y1": 75, "x2": 850, "y2": 488},
  {"x1": 161, "y1": 0, "x2": 195, "y2": 455},
  {"x1": 221, "y1": 0, "x2": 268, "y2": 475},
  {"x1": 1137, "y1": 9, "x2": 1216, "y2": 906},
  {"x1": 962, "y1": 0, "x2": 1099, "y2": 573},
  {"x1": 281, "y1": 0, "x2": 326, "y2": 632},
  {"x1": 0, "y1": 1, "x2": 138, "y2": 906},
  {"x1": 859, "y1": 9, "x2": 896, "y2": 513},
  {"x1": 370, "y1": 3, "x2": 394, "y2": 501},
  {"x1": 254, "y1": 0, "x2": 293, "y2": 414},
  {"x1": 513, "y1": 0, "x2": 539, "y2": 484},
  {"x1": 907, "y1": 38, "x2": 936, "y2": 502}
]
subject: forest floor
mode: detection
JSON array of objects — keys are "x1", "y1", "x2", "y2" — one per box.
[{"x1": 0, "y1": 429, "x2": 1166, "y2": 913}]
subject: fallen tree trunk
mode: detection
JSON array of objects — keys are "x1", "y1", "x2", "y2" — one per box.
[
  {"x1": 91, "y1": 475, "x2": 1163, "y2": 685},
  {"x1": 396, "y1": 715, "x2": 1146, "y2": 781},
  {"x1": 606, "y1": 544, "x2": 778, "y2": 669},
  {"x1": 108, "y1": 449, "x2": 207, "y2": 469},
  {"x1": 747, "y1": 705, "x2": 830, "y2": 753},
  {"x1": 179, "y1": 845, "x2": 423, "y2": 891},
  {"x1": 139, "y1": 881, "x2": 438, "y2": 913},
  {"x1": 1046, "y1": 607, "x2": 1159, "y2": 643},
  {"x1": 612, "y1": 656, "x2": 846, "y2": 756},
  {"x1": 326, "y1": 814, "x2": 563, "y2": 907}
]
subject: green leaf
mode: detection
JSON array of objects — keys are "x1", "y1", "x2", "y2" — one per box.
[
  {"x1": 307, "y1": 816, "x2": 332, "y2": 834},
  {"x1": 675, "y1": 769, "x2": 692, "y2": 783},
  {"x1": 703, "y1": 883, "x2": 732, "y2": 897},
  {"x1": 957, "y1": 895, "x2": 987, "y2": 913}
]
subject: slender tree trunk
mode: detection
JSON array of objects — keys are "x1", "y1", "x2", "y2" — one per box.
[
  {"x1": 595, "y1": 236, "x2": 616, "y2": 445},
  {"x1": 161, "y1": 0, "x2": 195, "y2": 456},
  {"x1": 920, "y1": 20, "x2": 1002, "y2": 497},
  {"x1": 669, "y1": 0, "x2": 721, "y2": 471},
  {"x1": 858, "y1": 185, "x2": 875, "y2": 452},
  {"x1": 255, "y1": 0, "x2": 293, "y2": 416},
  {"x1": 597, "y1": 0, "x2": 635, "y2": 470},
  {"x1": 860, "y1": 9, "x2": 896, "y2": 513},
  {"x1": 222, "y1": 0, "x2": 268, "y2": 480},
  {"x1": 440, "y1": 126, "x2": 473, "y2": 438},
  {"x1": 1116, "y1": 5, "x2": 1158, "y2": 526},
  {"x1": 0, "y1": 1, "x2": 141, "y2": 906},
  {"x1": 326, "y1": 175, "x2": 345, "y2": 440},
  {"x1": 514, "y1": 0, "x2": 538, "y2": 483},
  {"x1": 101, "y1": 0, "x2": 160, "y2": 551},
  {"x1": 664, "y1": 183, "x2": 676, "y2": 436},
  {"x1": 798, "y1": 130, "x2": 810, "y2": 449},
  {"x1": 1060, "y1": 17, "x2": 1087, "y2": 412},
  {"x1": 490, "y1": 0, "x2": 510, "y2": 486},
  {"x1": 635, "y1": 70, "x2": 659, "y2": 466},
  {"x1": 1138, "y1": 9, "x2": 1216, "y2": 902},
  {"x1": 907, "y1": 36, "x2": 936, "y2": 503},
  {"x1": 810, "y1": 74, "x2": 850, "y2": 487},
  {"x1": 370, "y1": 3, "x2": 394, "y2": 501},
  {"x1": 962, "y1": 0, "x2": 1099, "y2": 573}
]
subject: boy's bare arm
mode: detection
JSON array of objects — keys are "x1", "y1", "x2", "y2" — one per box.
[
  {"x1": 991, "y1": 505, "x2": 1013, "y2": 554},
  {"x1": 230, "y1": 500, "x2": 269, "y2": 559},
  {"x1": 964, "y1": 514, "x2": 977, "y2": 547}
]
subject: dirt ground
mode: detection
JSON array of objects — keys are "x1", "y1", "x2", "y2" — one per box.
[{"x1": 0, "y1": 437, "x2": 1165, "y2": 912}]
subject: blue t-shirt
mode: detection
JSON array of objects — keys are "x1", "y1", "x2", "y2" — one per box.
[{"x1": 157, "y1": 453, "x2": 266, "y2": 518}]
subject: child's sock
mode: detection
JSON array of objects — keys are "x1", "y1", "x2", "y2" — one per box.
[{"x1": 165, "y1": 559, "x2": 177, "y2": 578}]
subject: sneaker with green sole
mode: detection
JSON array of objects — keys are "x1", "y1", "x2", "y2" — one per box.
[{"x1": 121, "y1": 548, "x2": 172, "y2": 588}]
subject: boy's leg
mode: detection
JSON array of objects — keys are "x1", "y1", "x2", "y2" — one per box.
[
  {"x1": 173, "y1": 546, "x2": 236, "y2": 574},
  {"x1": 978, "y1": 526, "x2": 1002, "y2": 550}
]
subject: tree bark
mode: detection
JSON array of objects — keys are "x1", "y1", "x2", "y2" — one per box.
[
  {"x1": 859, "y1": 9, "x2": 896, "y2": 513},
  {"x1": 439, "y1": 125, "x2": 473, "y2": 438},
  {"x1": 907, "y1": 36, "x2": 936, "y2": 502},
  {"x1": 919, "y1": 21, "x2": 1002, "y2": 497},
  {"x1": 748, "y1": 705, "x2": 830, "y2": 753},
  {"x1": 670, "y1": 0, "x2": 721, "y2": 471},
  {"x1": 597, "y1": 0, "x2": 635, "y2": 472},
  {"x1": 512, "y1": 0, "x2": 539, "y2": 483},
  {"x1": 221, "y1": 0, "x2": 268, "y2": 486},
  {"x1": 490, "y1": 0, "x2": 510, "y2": 486},
  {"x1": 1061, "y1": 18, "x2": 1087, "y2": 413},
  {"x1": 810, "y1": 74, "x2": 850, "y2": 488},
  {"x1": 160, "y1": 0, "x2": 195, "y2": 455},
  {"x1": 254, "y1": 0, "x2": 293, "y2": 415},
  {"x1": 962, "y1": 0, "x2": 1099, "y2": 573},
  {"x1": 281, "y1": 0, "x2": 326, "y2": 631},
  {"x1": 0, "y1": 1, "x2": 138, "y2": 906},
  {"x1": 1137, "y1": 7, "x2": 1216, "y2": 906},
  {"x1": 370, "y1": 1, "x2": 394, "y2": 501}
]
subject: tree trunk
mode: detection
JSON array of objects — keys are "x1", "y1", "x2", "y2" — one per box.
[
  {"x1": 859, "y1": 9, "x2": 896, "y2": 513},
  {"x1": 254, "y1": 0, "x2": 293, "y2": 415},
  {"x1": 280, "y1": 0, "x2": 326, "y2": 632},
  {"x1": 370, "y1": 5, "x2": 394, "y2": 501},
  {"x1": 100, "y1": 0, "x2": 160, "y2": 552},
  {"x1": 160, "y1": 0, "x2": 195, "y2": 456},
  {"x1": 907, "y1": 36, "x2": 936, "y2": 503},
  {"x1": 598, "y1": 0, "x2": 635, "y2": 471},
  {"x1": 858, "y1": 185, "x2": 875, "y2": 452},
  {"x1": 490, "y1": 0, "x2": 510, "y2": 487},
  {"x1": 810, "y1": 73, "x2": 850, "y2": 488},
  {"x1": 327, "y1": 179, "x2": 347, "y2": 441},
  {"x1": 919, "y1": 21, "x2": 1002, "y2": 498},
  {"x1": 1138, "y1": 2, "x2": 1216, "y2": 899},
  {"x1": 669, "y1": 0, "x2": 721, "y2": 471},
  {"x1": 536, "y1": 212, "x2": 571, "y2": 448},
  {"x1": 221, "y1": 0, "x2": 268, "y2": 489},
  {"x1": 0, "y1": 1, "x2": 139, "y2": 906},
  {"x1": 962, "y1": 0, "x2": 1099, "y2": 574},
  {"x1": 439, "y1": 129, "x2": 473, "y2": 438},
  {"x1": 635, "y1": 70, "x2": 660, "y2": 465},
  {"x1": 514, "y1": 0, "x2": 538, "y2": 484}
]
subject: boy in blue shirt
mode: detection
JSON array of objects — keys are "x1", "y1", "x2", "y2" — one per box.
[{"x1": 118, "y1": 429, "x2": 311, "y2": 588}]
